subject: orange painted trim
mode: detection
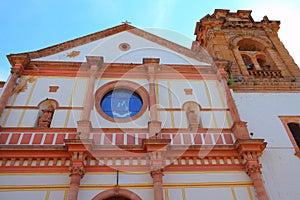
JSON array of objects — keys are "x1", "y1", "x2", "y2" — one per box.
[
  {"x1": 164, "y1": 165, "x2": 245, "y2": 172},
  {"x1": 0, "y1": 167, "x2": 69, "y2": 173},
  {"x1": 91, "y1": 128, "x2": 149, "y2": 133},
  {"x1": 0, "y1": 127, "x2": 77, "y2": 132},
  {"x1": 22, "y1": 70, "x2": 218, "y2": 80},
  {"x1": 158, "y1": 107, "x2": 229, "y2": 112},
  {"x1": 161, "y1": 128, "x2": 233, "y2": 133},
  {"x1": 0, "y1": 164, "x2": 244, "y2": 174},
  {"x1": 5, "y1": 106, "x2": 83, "y2": 110},
  {"x1": 91, "y1": 128, "x2": 232, "y2": 133},
  {"x1": 90, "y1": 128, "x2": 233, "y2": 133},
  {"x1": 23, "y1": 61, "x2": 219, "y2": 80},
  {"x1": 0, "y1": 147, "x2": 69, "y2": 155},
  {"x1": 157, "y1": 108, "x2": 182, "y2": 112}
]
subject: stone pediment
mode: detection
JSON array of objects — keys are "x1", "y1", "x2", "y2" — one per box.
[{"x1": 8, "y1": 24, "x2": 212, "y2": 67}]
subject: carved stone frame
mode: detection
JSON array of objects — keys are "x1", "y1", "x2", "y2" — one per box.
[{"x1": 95, "y1": 80, "x2": 149, "y2": 123}]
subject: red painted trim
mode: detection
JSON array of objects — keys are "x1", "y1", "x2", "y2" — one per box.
[{"x1": 0, "y1": 127, "x2": 77, "y2": 132}]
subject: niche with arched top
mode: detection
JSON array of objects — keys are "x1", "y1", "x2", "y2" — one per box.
[
  {"x1": 238, "y1": 39, "x2": 264, "y2": 51},
  {"x1": 36, "y1": 99, "x2": 58, "y2": 128},
  {"x1": 182, "y1": 102, "x2": 202, "y2": 130}
]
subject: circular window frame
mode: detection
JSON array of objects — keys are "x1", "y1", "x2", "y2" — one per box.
[
  {"x1": 95, "y1": 80, "x2": 149, "y2": 123},
  {"x1": 119, "y1": 43, "x2": 131, "y2": 51}
]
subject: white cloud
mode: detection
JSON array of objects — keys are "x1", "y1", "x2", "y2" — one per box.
[{"x1": 154, "y1": 0, "x2": 176, "y2": 27}]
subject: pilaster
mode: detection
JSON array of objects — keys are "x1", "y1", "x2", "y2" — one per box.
[
  {"x1": 143, "y1": 58, "x2": 162, "y2": 138},
  {"x1": 151, "y1": 169, "x2": 164, "y2": 200},
  {"x1": 235, "y1": 139, "x2": 268, "y2": 200},
  {"x1": 65, "y1": 139, "x2": 92, "y2": 200},
  {"x1": 77, "y1": 56, "x2": 103, "y2": 139},
  {"x1": 143, "y1": 138, "x2": 170, "y2": 200},
  {"x1": 0, "y1": 64, "x2": 24, "y2": 118}
]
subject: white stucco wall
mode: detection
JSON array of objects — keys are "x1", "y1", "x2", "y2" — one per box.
[
  {"x1": 157, "y1": 79, "x2": 232, "y2": 129},
  {"x1": 233, "y1": 92, "x2": 300, "y2": 199},
  {"x1": 0, "y1": 172, "x2": 256, "y2": 200},
  {"x1": 1, "y1": 76, "x2": 234, "y2": 129}
]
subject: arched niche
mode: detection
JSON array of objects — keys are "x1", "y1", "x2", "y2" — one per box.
[
  {"x1": 182, "y1": 101, "x2": 202, "y2": 130},
  {"x1": 36, "y1": 99, "x2": 58, "y2": 128}
]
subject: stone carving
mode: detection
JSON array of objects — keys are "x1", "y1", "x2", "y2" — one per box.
[
  {"x1": 187, "y1": 108, "x2": 199, "y2": 130},
  {"x1": 246, "y1": 162, "x2": 262, "y2": 175},
  {"x1": 69, "y1": 166, "x2": 85, "y2": 178},
  {"x1": 13, "y1": 76, "x2": 36, "y2": 94},
  {"x1": 38, "y1": 105, "x2": 55, "y2": 128},
  {"x1": 66, "y1": 50, "x2": 80, "y2": 58}
]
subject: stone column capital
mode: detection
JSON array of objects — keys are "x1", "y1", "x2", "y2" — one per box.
[
  {"x1": 151, "y1": 168, "x2": 164, "y2": 177},
  {"x1": 85, "y1": 56, "x2": 104, "y2": 77},
  {"x1": 143, "y1": 58, "x2": 160, "y2": 80},
  {"x1": 245, "y1": 161, "x2": 262, "y2": 175},
  {"x1": 11, "y1": 64, "x2": 24, "y2": 77},
  {"x1": 69, "y1": 165, "x2": 85, "y2": 178}
]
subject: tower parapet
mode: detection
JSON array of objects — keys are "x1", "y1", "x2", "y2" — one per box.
[{"x1": 194, "y1": 9, "x2": 300, "y2": 92}]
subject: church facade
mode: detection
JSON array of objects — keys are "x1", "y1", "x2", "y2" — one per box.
[{"x1": 0, "y1": 9, "x2": 299, "y2": 200}]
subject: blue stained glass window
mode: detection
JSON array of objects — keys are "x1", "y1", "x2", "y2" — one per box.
[{"x1": 100, "y1": 89, "x2": 143, "y2": 119}]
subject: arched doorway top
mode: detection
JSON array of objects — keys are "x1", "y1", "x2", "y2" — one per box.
[{"x1": 92, "y1": 187, "x2": 142, "y2": 200}]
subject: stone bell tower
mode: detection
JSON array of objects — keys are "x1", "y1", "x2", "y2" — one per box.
[{"x1": 193, "y1": 9, "x2": 300, "y2": 92}]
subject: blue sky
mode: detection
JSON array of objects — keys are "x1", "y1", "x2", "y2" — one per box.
[{"x1": 1, "y1": 0, "x2": 300, "y2": 81}]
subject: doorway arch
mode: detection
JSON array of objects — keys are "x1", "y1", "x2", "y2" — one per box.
[{"x1": 92, "y1": 188, "x2": 142, "y2": 200}]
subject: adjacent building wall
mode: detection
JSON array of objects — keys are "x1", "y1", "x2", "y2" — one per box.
[{"x1": 233, "y1": 92, "x2": 300, "y2": 199}]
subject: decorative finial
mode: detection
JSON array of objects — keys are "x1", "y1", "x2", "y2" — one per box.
[{"x1": 122, "y1": 20, "x2": 131, "y2": 25}]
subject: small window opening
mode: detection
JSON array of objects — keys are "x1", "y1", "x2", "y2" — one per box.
[
  {"x1": 288, "y1": 123, "x2": 300, "y2": 148},
  {"x1": 242, "y1": 54, "x2": 254, "y2": 70}
]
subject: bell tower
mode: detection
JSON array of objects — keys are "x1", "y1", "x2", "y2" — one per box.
[{"x1": 193, "y1": 9, "x2": 300, "y2": 92}]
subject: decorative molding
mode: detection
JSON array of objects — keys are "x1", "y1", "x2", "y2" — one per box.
[
  {"x1": 184, "y1": 88, "x2": 193, "y2": 95},
  {"x1": 69, "y1": 165, "x2": 85, "y2": 178},
  {"x1": 49, "y1": 85, "x2": 59, "y2": 92},
  {"x1": 119, "y1": 43, "x2": 131, "y2": 51},
  {"x1": 13, "y1": 76, "x2": 37, "y2": 94},
  {"x1": 66, "y1": 51, "x2": 80, "y2": 58}
]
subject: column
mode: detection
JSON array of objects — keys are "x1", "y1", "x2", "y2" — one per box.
[
  {"x1": 235, "y1": 139, "x2": 268, "y2": 200},
  {"x1": 143, "y1": 139, "x2": 170, "y2": 200},
  {"x1": 143, "y1": 58, "x2": 161, "y2": 138},
  {"x1": 148, "y1": 75, "x2": 158, "y2": 121},
  {"x1": 150, "y1": 150, "x2": 165, "y2": 200},
  {"x1": 245, "y1": 160, "x2": 269, "y2": 200},
  {"x1": 0, "y1": 64, "x2": 24, "y2": 118},
  {"x1": 68, "y1": 166, "x2": 85, "y2": 200},
  {"x1": 151, "y1": 169, "x2": 164, "y2": 200},
  {"x1": 77, "y1": 56, "x2": 103, "y2": 138},
  {"x1": 232, "y1": 47, "x2": 249, "y2": 76}
]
